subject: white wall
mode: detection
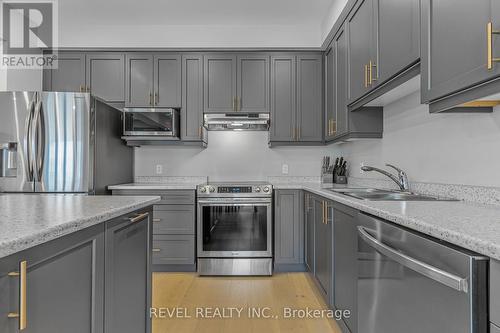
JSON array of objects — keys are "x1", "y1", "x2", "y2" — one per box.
[
  {"x1": 5, "y1": 69, "x2": 42, "y2": 91},
  {"x1": 135, "y1": 131, "x2": 341, "y2": 181},
  {"x1": 321, "y1": 0, "x2": 349, "y2": 42},
  {"x1": 342, "y1": 91, "x2": 500, "y2": 187}
]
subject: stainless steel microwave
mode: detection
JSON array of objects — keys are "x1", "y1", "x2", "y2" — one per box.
[{"x1": 122, "y1": 108, "x2": 180, "y2": 137}]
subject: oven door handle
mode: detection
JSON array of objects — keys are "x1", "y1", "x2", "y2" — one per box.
[
  {"x1": 357, "y1": 226, "x2": 469, "y2": 293},
  {"x1": 197, "y1": 198, "x2": 272, "y2": 205}
]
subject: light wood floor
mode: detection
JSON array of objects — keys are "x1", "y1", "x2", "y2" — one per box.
[{"x1": 152, "y1": 272, "x2": 342, "y2": 333}]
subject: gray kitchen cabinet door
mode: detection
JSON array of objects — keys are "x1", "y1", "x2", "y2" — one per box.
[
  {"x1": 270, "y1": 55, "x2": 296, "y2": 142},
  {"x1": 204, "y1": 54, "x2": 237, "y2": 113},
  {"x1": 86, "y1": 53, "x2": 125, "y2": 102},
  {"x1": 274, "y1": 190, "x2": 304, "y2": 265},
  {"x1": 333, "y1": 204, "x2": 358, "y2": 333},
  {"x1": 105, "y1": 210, "x2": 151, "y2": 333},
  {"x1": 153, "y1": 205, "x2": 195, "y2": 235},
  {"x1": 314, "y1": 197, "x2": 332, "y2": 302},
  {"x1": 304, "y1": 193, "x2": 315, "y2": 273},
  {"x1": 0, "y1": 224, "x2": 104, "y2": 333},
  {"x1": 154, "y1": 53, "x2": 181, "y2": 107},
  {"x1": 125, "y1": 53, "x2": 154, "y2": 107},
  {"x1": 490, "y1": 260, "x2": 500, "y2": 326},
  {"x1": 297, "y1": 54, "x2": 323, "y2": 142},
  {"x1": 181, "y1": 54, "x2": 204, "y2": 141},
  {"x1": 421, "y1": 0, "x2": 496, "y2": 102},
  {"x1": 325, "y1": 44, "x2": 337, "y2": 141},
  {"x1": 376, "y1": 0, "x2": 420, "y2": 84},
  {"x1": 152, "y1": 235, "x2": 195, "y2": 266},
  {"x1": 347, "y1": 0, "x2": 376, "y2": 103},
  {"x1": 237, "y1": 54, "x2": 270, "y2": 112},
  {"x1": 335, "y1": 26, "x2": 349, "y2": 137},
  {"x1": 43, "y1": 52, "x2": 85, "y2": 92}
]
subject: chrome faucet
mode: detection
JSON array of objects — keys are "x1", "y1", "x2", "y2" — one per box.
[{"x1": 361, "y1": 164, "x2": 410, "y2": 191}]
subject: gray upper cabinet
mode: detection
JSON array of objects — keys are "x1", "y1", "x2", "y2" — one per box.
[
  {"x1": 182, "y1": 54, "x2": 204, "y2": 141},
  {"x1": 421, "y1": 0, "x2": 498, "y2": 103},
  {"x1": 43, "y1": 52, "x2": 86, "y2": 92},
  {"x1": 105, "y1": 211, "x2": 151, "y2": 333},
  {"x1": 204, "y1": 54, "x2": 237, "y2": 113},
  {"x1": 333, "y1": 204, "x2": 358, "y2": 333},
  {"x1": 270, "y1": 54, "x2": 296, "y2": 142},
  {"x1": 153, "y1": 54, "x2": 182, "y2": 108},
  {"x1": 376, "y1": 0, "x2": 420, "y2": 84},
  {"x1": 314, "y1": 197, "x2": 333, "y2": 304},
  {"x1": 274, "y1": 190, "x2": 304, "y2": 267},
  {"x1": 297, "y1": 54, "x2": 323, "y2": 142},
  {"x1": 125, "y1": 54, "x2": 154, "y2": 107},
  {"x1": 237, "y1": 54, "x2": 270, "y2": 112},
  {"x1": 86, "y1": 53, "x2": 125, "y2": 102},
  {"x1": 347, "y1": 0, "x2": 376, "y2": 103},
  {"x1": 325, "y1": 45, "x2": 336, "y2": 141}
]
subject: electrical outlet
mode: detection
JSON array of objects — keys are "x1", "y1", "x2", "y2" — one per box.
[
  {"x1": 156, "y1": 164, "x2": 163, "y2": 175},
  {"x1": 282, "y1": 164, "x2": 289, "y2": 175}
]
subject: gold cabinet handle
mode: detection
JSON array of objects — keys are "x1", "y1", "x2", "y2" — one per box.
[
  {"x1": 198, "y1": 126, "x2": 202, "y2": 139},
  {"x1": 8, "y1": 260, "x2": 27, "y2": 330},
  {"x1": 149, "y1": 91, "x2": 153, "y2": 106},
  {"x1": 364, "y1": 64, "x2": 369, "y2": 87},
  {"x1": 488, "y1": 22, "x2": 500, "y2": 70},
  {"x1": 369, "y1": 60, "x2": 377, "y2": 85},
  {"x1": 321, "y1": 201, "x2": 325, "y2": 224},
  {"x1": 152, "y1": 248, "x2": 161, "y2": 252},
  {"x1": 152, "y1": 218, "x2": 161, "y2": 222},
  {"x1": 324, "y1": 203, "x2": 329, "y2": 225},
  {"x1": 232, "y1": 97, "x2": 236, "y2": 111},
  {"x1": 86, "y1": 86, "x2": 90, "y2": 93},
  {"x1": 128, "y1": 212, "x2": 149, "y2": 223},
  {"x1": 297, "y1": 127, "x2": 300, "y2": 140},
  {"x1": 155, "y1": 92, "x2": 159, "y2": 105}
]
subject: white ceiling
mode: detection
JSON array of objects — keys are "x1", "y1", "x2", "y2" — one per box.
[{"x1": 57, "y1": 0, "x2": 341, "y2": 48}]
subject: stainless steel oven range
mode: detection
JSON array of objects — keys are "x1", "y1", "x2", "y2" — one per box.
[{"x1": 197, "y1": 182, "x2": 273, "y2": 276}]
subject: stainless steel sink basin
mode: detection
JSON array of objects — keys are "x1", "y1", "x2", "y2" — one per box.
[{"x1": 328, "y1": 188, "x2": 458, "y2": 201}]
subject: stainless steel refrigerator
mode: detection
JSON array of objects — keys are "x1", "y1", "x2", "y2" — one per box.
[{"x1": 0, "y1": 91, "x2": 133, "y2": 194}]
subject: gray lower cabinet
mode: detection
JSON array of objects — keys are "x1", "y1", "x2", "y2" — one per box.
[
  {"x1": 304, "y1": 192, "x2": 315, "y2": 273},
  {"x1": 204, "y1": 54, "x2": 237, "y2": 112},
  {"x1": 491, "y1": 260, "x2": 500, "y2": 327},
  {"x1": 333, "y1": 203, "x2": 358, "y2": 333},
  {"x1": 125, "y1": 53, "x2": 154, "y2": 107},
  {"x1": 154, "y1": 53, "x2": 182, "y2": 108},
  {"x1": 86, "y1": 53, "x2": 125, "y2": 102},
  {"x1": 313, "y1": 196, "x2": 333, "y2": 304},
  {"x1": 421, "y1": 0, "x2": 498, "y2": 104},
  {"x1": 274, "y1": 190, "x2": 304, "y2": 270},
  {"x1": 43, "y1": 52, "x2": 86, "y2": 92},
  {"x1": 112, "y1": 189, "x2": 196, "y2": 271},
  {"x1": 104, "y1": 210, "x2": 151, "y2": 333},
  {"x1": 0, "y1": 207, "x2": 152, "y2": 333},
  {"x1": 181, "y1": 54, "x2": 204, "y2": 141},
  {"x1": 296, "y1": 54, "x2": 323, "y2": 142},
  {"x1": 376, "y1": 0, "x2": 420, "y2": 84}
]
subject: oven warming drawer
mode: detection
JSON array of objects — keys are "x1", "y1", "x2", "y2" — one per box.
[{"x1": 198, "y1": 258, "x2": 272, "y2": 276}]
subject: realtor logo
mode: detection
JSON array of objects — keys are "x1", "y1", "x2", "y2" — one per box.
[{"x1": 0, "y1": 0, "x2": 58, "y2": 69}]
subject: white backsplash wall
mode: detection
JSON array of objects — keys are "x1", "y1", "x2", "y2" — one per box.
[
  {"x1": 134, "y1": 131, "x2": 341, "y2": 182},
  {"x1": 342, "y1": 91, "x2": 500, "y2": 188}
]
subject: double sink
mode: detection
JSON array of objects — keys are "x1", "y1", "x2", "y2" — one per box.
[{"x1": 328, "y1": 188, "x2": 458, "y2": 201}]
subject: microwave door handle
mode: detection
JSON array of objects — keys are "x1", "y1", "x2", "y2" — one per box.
[{"x1": 357, "y1": 226, "x2": 469, "y2": 293}]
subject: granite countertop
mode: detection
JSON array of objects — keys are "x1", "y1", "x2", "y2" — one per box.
[
  {"x1": 108, "y1": 182, "x2": 201, "y2": 190},
  {"x1": 274, "y1": 182, "x2": 500, "y2": 261},
  {"x1": 0, "y1": 194, "x2": 160, "y2": 259}
]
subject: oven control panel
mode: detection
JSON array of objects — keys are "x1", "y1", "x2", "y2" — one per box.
[{"x1": 197, "y1": 184, "x2": 272, "y2": 196}]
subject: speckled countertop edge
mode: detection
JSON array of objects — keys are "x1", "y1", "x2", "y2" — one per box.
[
  {"x1": 0, "y1": 195, "x2": 160, "y2": 259},
  {"x1": 274, "y1": 182, "x2": 500, "y2": 261},
  {"x1": 108, "y1": 183, "x2": 200, "y2": 190}
]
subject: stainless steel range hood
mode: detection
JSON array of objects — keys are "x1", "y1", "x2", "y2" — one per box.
[{"x1": 204, "y1": 113, "x2": 270, "y2": 131}]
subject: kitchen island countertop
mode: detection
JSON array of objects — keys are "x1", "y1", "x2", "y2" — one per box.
[{"x1": 0, "y1": 194, "x2": 160, "y2": 259}]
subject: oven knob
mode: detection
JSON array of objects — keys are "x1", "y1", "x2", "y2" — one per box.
[
  {"x1": 199, "y1": 187, "x2": 206, "y2": 193},
  {"x1": 209, "y1": 186, "x2": 215, "y2": 193},
  {"x1": 263, "y1": 186, "x2": 270, "y2": 193},
  {"x1": 255, "y1": 187, "x2": 261, "y2": 192}
]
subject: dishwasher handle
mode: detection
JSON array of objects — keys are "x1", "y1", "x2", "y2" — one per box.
[{"x1": 357, "y1": 226, "x2": 469, "y2": 293}]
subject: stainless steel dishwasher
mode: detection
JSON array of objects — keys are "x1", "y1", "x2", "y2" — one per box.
[{"x1": 357, "y1": 213, "x2": 488, "y2": 333}]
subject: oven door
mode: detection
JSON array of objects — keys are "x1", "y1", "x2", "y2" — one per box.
[
  {"x1": 123, "y1": 108, "x2": 179, "y2": 136},
  {"x1": 197, "y1": 198, "x2": 272, "y2": 258}
]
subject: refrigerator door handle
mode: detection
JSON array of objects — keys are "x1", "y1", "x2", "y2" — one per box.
[
  {"x1": 23, "y1": 95, "x2": 36, "y2": 182},
  {"x1": 33, "y1": 98, "x2": 45, "y2": 182}
]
